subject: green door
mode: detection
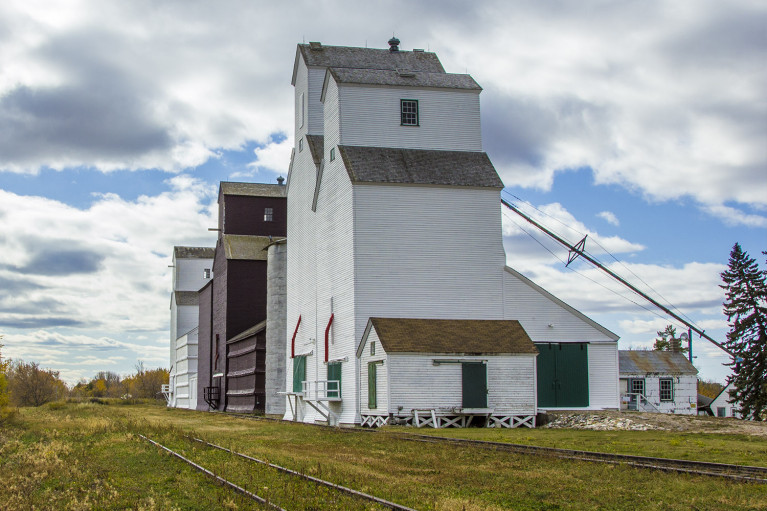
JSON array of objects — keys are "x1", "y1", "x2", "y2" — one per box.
[
  {"x1": 293, "y1": 355, "x2": 306, "y2": 393},
  {"x1": 326, "y1": 362, "x2": 341, "y2": 398},
  {"x1": 462, "y1": 362, "x2": 487, "y2": 408},
  {"x1": 534, "y1": 343, "x2": 589, "y2": 407},
  {"x1": 368, "y1": 362, "x2": 377, "y2": 409}
]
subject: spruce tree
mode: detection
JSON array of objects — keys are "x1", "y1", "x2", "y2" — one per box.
[{"x1": 720, "y1": 243, "x2": 767, "y2": 420}]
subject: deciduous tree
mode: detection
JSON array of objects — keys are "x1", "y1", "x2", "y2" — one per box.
[
  {"x1": 8, "y1": 360, "x2": 67, "y2": 407},
  {"x1": 721, "y1": 243, "x2": 767, "y2": 420}
]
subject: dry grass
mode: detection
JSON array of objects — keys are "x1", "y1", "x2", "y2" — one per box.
[{"x1": 2, "y1": 402, "x2": 766, "y2": 510}]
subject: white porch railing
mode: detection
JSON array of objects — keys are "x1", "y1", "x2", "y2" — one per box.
[
  {"x1": 301, "y1": 380, "x2": 341, "y2": 401},
  {"x1": 622, "y1": 392, "x2": 661, "y2": 412}
]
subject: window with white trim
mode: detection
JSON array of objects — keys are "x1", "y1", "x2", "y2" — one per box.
[
  {"x1": 400, "y1": 99, "x2": 419, "y2": 126},
  {"x1": 630, "y1": 378, "x2": 645, "y2": 396}
]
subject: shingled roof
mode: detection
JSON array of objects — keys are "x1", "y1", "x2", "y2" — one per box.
[
  {"x1": 174, "y1": 291, "x2": 200, "y2": 307},
  {"x1": 338, "y1": 146, "x2": 503, "y2": 188},
  {"x1": 361, "y1": 318, "x2": 537, "y2": 355},
  {"x1": 305, "y1": 135, "x2": 324, "y2": 165},
  {"x1": 174, "y1": 246, "x2": 215, "y2": 259},
  {"x1": 619, "y1": 351, "x2": 698, "y2": 375},
  {"x1": 328, "y1": 68, "x2": 481, "y2": 90},
  {"x1": 293, "y1": 44, "x2": 444, "y2": 85},
  {"x1": 219, "y1": 182, "x2": 286, "y2": 198},
  {"x1": 221, "y1": 235, "x2": 274, "y2": 261}
]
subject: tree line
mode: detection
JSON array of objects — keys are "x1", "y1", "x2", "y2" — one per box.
[{"x1": 0, "y1": 339, "x2": 168, "y2": 415}]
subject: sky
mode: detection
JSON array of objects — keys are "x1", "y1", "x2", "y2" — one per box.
[{"x1": 0, "y1": 0, "x2": 765, "y2": 386}]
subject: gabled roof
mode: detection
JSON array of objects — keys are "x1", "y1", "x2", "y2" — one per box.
[
  {"x1": 221, "y1": 235, "x2": 274, "y2": 261},
  {"x1": 338, "y1": 146, "x2": 503, "y2": 188},
  {"x1": 227, "y1": 320, "x2": 266, "y2": 344},
  {"x1": 327, "y1": 68, "x2": 481, "y2": 91},
  {"x1": 173, "y1": 291, "x2": 199, "y2": 307},
  {"x1": 503, "y1": 266, "x2": 620, "y2": 341},
  {"x1": 174, "y1": 246, "x2": 215, "y2": 259},
  {"x1": 358, "y1": 318, "x2": 537, "y2": 357},
  {"x1": 619, "y1": 350, "x2": 698, "y2": 375},
  {"x1": 293, "y1": 43, "x2": 444, "y2": 84},
  {"x1": 305, "y1": 135, "x2": 324, "y2": 165},
  {"x1": 219, "y1": 182, "x2": 286, "y2": 199}
]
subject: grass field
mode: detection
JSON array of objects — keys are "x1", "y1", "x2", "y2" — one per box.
[{"x1": 1, "y1": 401, "x2": 766, "y2": 510}]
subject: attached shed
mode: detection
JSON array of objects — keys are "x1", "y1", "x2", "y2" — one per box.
[
  {"x1": 619, "y1": 351, "x2": 698, "y2": 414},
  {"x1": 357, "y1": 318, "x2": 538, "y2": 428}
]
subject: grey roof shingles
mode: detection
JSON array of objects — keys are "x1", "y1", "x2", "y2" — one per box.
[
  {"x1": 339, "y1": 146, "x2": 503, "y2": 188},
  {"x1": 619, "y1": 351, "x2": 698, "y2": 375},
  {"x1": 368, "y1": 318, "x2": 538, "y2": 355},
  {"x1": 174, "y1": 291, "x2": 199, "y2": 306},
  {"x1": 305, "y1": 135, "x2": 324, "y2": 165},
  {"x1": 297, "y1": 44, "x2": 445, "y2": 75},
  {"x1": 219, "y1": 182, "x2": 286, "y2": 198},
  {"x1": 328, "y1": 68, "x2": 481, "y2": 91},
  {"x1": 174, "y1": 246, "x2": 215, "y2": 259}
]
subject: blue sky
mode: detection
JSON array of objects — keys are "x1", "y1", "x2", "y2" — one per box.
[{"x1": 0, "y1": 1, "x2": 765, "y2": 385}]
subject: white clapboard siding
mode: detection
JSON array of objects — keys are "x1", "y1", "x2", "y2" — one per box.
[
  {"x1": 176, "y1": 306, "x2": 199, "y2": 341},
  {"x1": 359, "y1": 328, "x2": 389, "y2": 415},
  {"x1": 588, "y1": 343, "x2": 620, "y2": 409},
  {"x1": 386, "y1": 354, "x2": 536, "y2": 414},
  {"x1": 294, "y1": 61, "x2": 326, "y2": 140},
  {"x1": 622, "y1": 373, "x2": 697, "y2": 414},
  {"x1": 313, "y1": 127, "x2": 357, "y2": 424},
  {"x1": 337, "y1": 85, "x2": 482, "y2": 152},
  {"x1": 175, "y1": 258, "x2": 213, "y2": 292},
  {"x1": 502, "y1": 268, "x2": 618, "y2": 343},
  {"x1": 353, "y1": 185, "x2": 506, "y2": 340}
]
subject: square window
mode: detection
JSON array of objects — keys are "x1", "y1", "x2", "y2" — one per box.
[
  {"x1": 630, "y1": 378, "x2": 645, "y2": 395},
  {"x1": 264, "y1": 208, "x2": 273, "y2": 222},
  {"x1": 717, "y1": 407, "x2": 725, "y2": 417},
  {"x1": 330, "y1": 147, "x2": 335, "y2": 161},
  {"x1": 660, "y1": 378, "x2": 673, "y2": 401},
  {"x1": 401, "y1": 99, "x2": 419, "y2": 126}
]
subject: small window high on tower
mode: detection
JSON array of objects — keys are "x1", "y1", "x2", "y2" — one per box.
[{"x1": 401, "y1": 99, "x2": 419, "y2": 126}]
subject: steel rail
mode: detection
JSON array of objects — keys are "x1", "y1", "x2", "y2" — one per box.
[
  {"x1": 225, "y1": 413, "x2": 767, "y2": 483},
  {"x1": 138, "y1": 434, "x2": 285, "y2": 510},
  {"x1": 190, "y1": 437, "x2": 417, "y2": 511},
  {"x1": 397, "y1": 433, "x2": 767, "y2": 484}
]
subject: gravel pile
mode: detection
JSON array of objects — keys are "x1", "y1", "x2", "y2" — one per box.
[{"x1": 543, "y1": 413, "x2": 664, "y2": 431}]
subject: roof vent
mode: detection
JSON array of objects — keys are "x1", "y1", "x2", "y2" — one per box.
[
  {"x1": 388, "y1": 37, "x2": 400, "y2": 52},
  {"x1": 397, "y1": 69, "x2": 415, "y2": 78},
  {"x1": 277, "y1": 176, "x2": 285, "y2": 186},
  {"x1": 309, "y1": 41, "x2": 323, "y2": 51},
  {"x1": 413, "y1": 49, "x2": 425, "y2": 53}
]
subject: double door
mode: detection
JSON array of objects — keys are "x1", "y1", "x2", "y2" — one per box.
[{"x1": 535, "y1": 343, "x2": 589, "y2": 407}]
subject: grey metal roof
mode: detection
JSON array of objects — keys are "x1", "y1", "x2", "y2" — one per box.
[
  {"x1": 364, "y1": 318, "x2": 537, "y2": 355},
  {"x1": 174, "y1": 246, "x2": 215, "y2": 259},
  {"x1": 338, "y1": 146, "x2": 503, "y2": 188},
  {"x1": 328, "y1": 68, "x2": 481, "y2": 91},
  {"x1": 619, "y1": 351, "x2": 698, "y2": 375},
  {"x1": 221, "y1": 235, "x2": 271, "y2": 261},
  {"x1": 174, "y1": 291, "x2": 199, "y2": 306},
  {"x1": 294, "y1": 44, "x2": 444, "y2": 85},
  {"x1": 219, "y1": 182, "x2": 286, "y2": 198},
  {"x1": 227, "y1": 320, "x2": 266, "y2": 344},
  {"x1": 305, "y1": 135, "x2": 324, "y2": 165}
]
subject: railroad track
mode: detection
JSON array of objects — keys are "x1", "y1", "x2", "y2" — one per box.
[
  {"x1": 139, "y1": 433, "x2": 416, "y2": 511},
  {"x1": 225, "y1": 413, "x2": 767, "y2": 484}
]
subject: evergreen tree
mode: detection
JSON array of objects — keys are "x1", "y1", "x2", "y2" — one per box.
[
  {"x1": 653, "y1": 325, "x2": 689, "y2": 354},
  {"x1": 720, "y1": 243, "x2": 767, "y2": 420}
]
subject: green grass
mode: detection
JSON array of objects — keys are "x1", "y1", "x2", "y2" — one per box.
[
  {"x1": 391, "y1": 425, "x2": 767, "y2": 466},
  {"x1": 1, "y1": 402, "x2": 766, "y2": 510}
]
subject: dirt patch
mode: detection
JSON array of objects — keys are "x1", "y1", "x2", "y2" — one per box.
[{"x1": 542, "y1": 410, "x2": 767, "y2": 436}]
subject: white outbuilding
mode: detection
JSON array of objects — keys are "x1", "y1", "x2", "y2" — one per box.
[{"x1": 619, "y1": 350, "x2": 698, "y2": 415}]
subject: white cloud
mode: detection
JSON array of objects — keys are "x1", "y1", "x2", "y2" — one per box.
[
  {"x1": 248, "y1": 137, "x2": 293, "y2": 176},
  {"x1": 597, "y1": 211, "x2": 619, "y2": 226}
]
